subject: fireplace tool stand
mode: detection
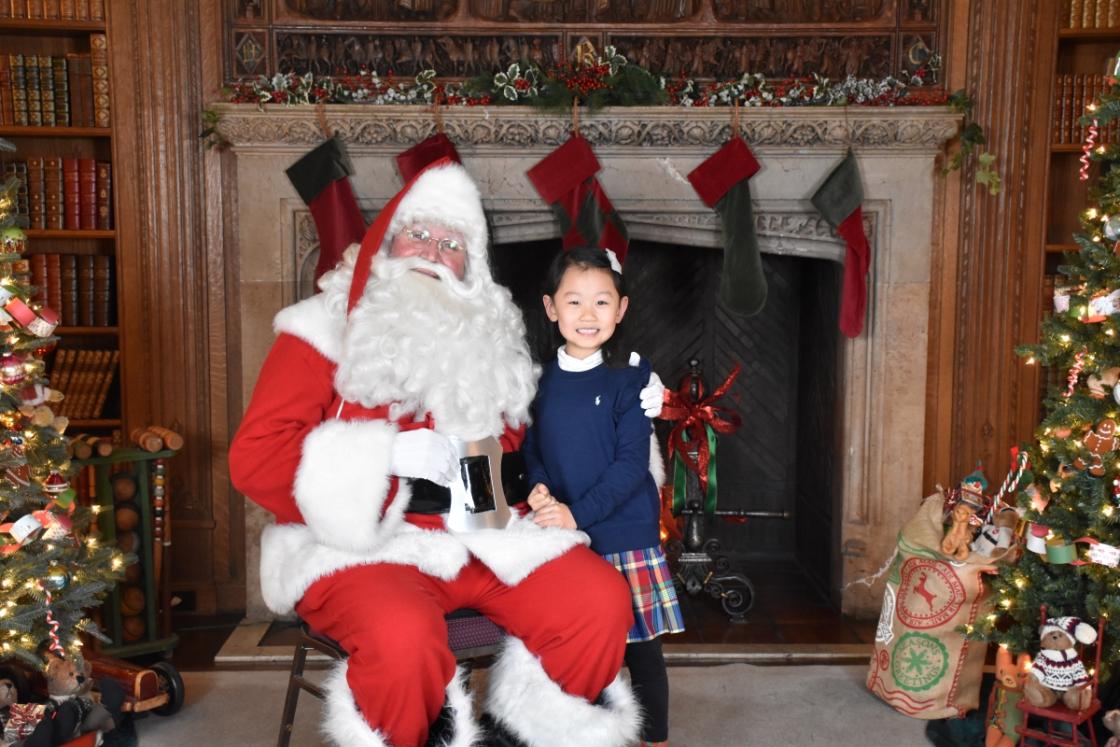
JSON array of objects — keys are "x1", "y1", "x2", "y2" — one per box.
[
  {"x1": 666, "y1": 464, "x2": 791, "y2": 623},
  {"x1": 663, "y1": 357, "x2": 791, "y2": 623}
]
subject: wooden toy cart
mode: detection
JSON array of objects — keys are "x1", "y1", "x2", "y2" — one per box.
[{"x1": 76, "y1": 447, "x2": 184, "y2": 716}]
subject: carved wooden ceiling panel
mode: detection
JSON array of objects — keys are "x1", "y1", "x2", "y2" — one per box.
[{"x1": 226, "y1": 0, "x2": 943, "y2": 83}]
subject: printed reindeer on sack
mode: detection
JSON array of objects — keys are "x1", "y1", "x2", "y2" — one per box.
[{"x1": 913, "y1": 572, "x2": 937, "y2": 611}]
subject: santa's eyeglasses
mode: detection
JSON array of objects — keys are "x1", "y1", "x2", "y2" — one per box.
[{"x1": 403, "y1": 228, "x2": 464, "y2": 255}]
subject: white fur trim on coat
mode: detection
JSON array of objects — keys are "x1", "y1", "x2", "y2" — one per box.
[
  {"x1": 455, "y1": 515, "x2": 587, "y2": 587},
  {"x1": 260, "y1": 520, "x2": 468, "y2": 616},
  {"x1": 322, "y1": 660, "x2": 481, "y2": 747},
  {"x1": 294, "y1": 419, "x2": 401, "y2": 554},
  {"x1": 485, "y1": 637, "x2": 642, "y2": 747},
  {"x1": 258, "y1": 518, "x2": 583, "y2": 616},
  {"x1": 274, "y1": 292, "x2": 344, "y2": 363},
  {"x1": 650, "y1": 432, "x2": 666, "y2": 488}
]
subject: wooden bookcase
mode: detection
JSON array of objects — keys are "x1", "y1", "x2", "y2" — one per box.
[
  {"x1": 0, "y1": 8, "x2": 123, "y2": 437},
  {"x1": 1038, "y1": 5, "x2": 1120, "y2": 406}
]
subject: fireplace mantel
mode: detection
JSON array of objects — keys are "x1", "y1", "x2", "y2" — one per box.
[
  {"x1": 212, "y1": 103, "x2": 959, "y2": 151},
  {"x1": 216, "y1": 104, "x2": 960, "y2": 619}
]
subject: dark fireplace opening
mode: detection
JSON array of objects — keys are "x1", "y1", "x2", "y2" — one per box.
[{"x1": 491, "y1": 239, "x2": 846, "y2": 613}]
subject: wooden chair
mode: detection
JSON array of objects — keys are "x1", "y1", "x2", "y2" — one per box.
[
  {"x1": 276, "y1": 609, "x2": 505, "y2": 747},
  {"x1": 1016, "y1": 607, "x2": 1106, "y2": 747}
]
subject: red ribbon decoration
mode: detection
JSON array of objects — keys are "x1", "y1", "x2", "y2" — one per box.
[{"x1": 661, "y1": 363, "x2": 744, "y2": 504}]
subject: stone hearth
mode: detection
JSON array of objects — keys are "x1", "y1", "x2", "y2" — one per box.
[{"x1": 213, "y1": 104, "x2": 960, "y2": 620}]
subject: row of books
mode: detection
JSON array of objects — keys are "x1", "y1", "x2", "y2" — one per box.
[
  {"x1": 4, "y1": 157, "x2": 112, "y2": 230},
  {"x1": 49, "y1": 347, "x2": 118, "y2": 419},
  {"x1": 30, "y1": 253, "x2": 113, "y2": 327},
  {"x1": 0, "y1": 0, "x2": 103, "y2": 19},
  {"x1": 1053, "y1": 73, "x2": 1120, "y2": 145},
  {"x1": 1066, "y1": 0, "x2": 1120, "y2": 28},
  {"x1": 0, "y1": 36, "x2": 109, "y2": 128}
]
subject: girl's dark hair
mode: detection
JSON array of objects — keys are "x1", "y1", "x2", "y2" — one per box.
[{"x1": 542, "y1": 246, "x2": 629, "y2": 367}]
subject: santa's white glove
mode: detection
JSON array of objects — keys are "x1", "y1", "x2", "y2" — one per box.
[
  {"x1": 639, "y1": 371, "x2": 665, "y2": 419},
  {"x1": 389, "y1": 429, "x2": 459, "y2": 486}
]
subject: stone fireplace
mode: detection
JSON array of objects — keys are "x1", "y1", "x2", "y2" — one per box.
[{"x1": 213, "y1": 104, "x2": 960, "y2": 621}]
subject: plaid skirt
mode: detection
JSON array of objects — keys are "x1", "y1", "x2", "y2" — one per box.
[{"x1": 601, "y1": 546, "x2": 685, "y2": 642}]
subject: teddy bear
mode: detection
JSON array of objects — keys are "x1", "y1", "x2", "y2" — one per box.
[
  {"x1": 1104, "y1": 708, "x2": 1120, "y2": 747},
  {"x1": 1023, "y1": 616, "x2": 1098, "y2": 712},
  {"x1": 22, "y1": 654, "x2": 115, "y2": 747},
  {"x1": 986, "y1": 646, "x2": 1030, "y2": 747},
  {"x1": 1073, "y1": 418, "x2": 1118, "y2": 477}
]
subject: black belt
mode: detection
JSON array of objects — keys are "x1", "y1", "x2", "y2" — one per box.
[{"x1": 404, "y1": 450, "x2": 529, "y2": 514}]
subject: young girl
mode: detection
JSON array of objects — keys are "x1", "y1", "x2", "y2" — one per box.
[{"x1": 524, "y1": 246, "x2": 684, "y2": 747}]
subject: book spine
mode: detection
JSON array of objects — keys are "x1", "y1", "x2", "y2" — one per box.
[
  {"x1": 1098, "y1": 0, "x2": 1109, "y2": 26},
  {"x1": 0, "y1": 54, "x2": 11, "y2": 127},
  {"x1": 43, "y1": 0, "x2": 58, "y2": 20},
  {"x1": 51, "y1": 349, "x2": 75, "y2": 406},
  {"x1": 45, "y1": 253, "x2": 61, "y2": 312},
  {"x1": 62, "y1": 158, "x2": 79, "y2": 231},
  {"x1": 29, "y1": 254, "x2": 47, "y2": 307},
  {"x1": 76, "y1": 255, "x2": 94, "y2": 327},
  {"x1": 59, "y1": 0, "x2": 73, "y2": 19},
  {"x1": 26, "y1": 156, "x2": 45, "y2": 231},
  {"x1": 75, "y1": 0, "x2": 88, "y2": 20},
  {"x1": 79, "y1": 158, "x2": 96, "y2": 230},
  {"x1": 88, "y1": 0, "x2": 101, "y2": 21},
  {"x1": 1071, "y1": 0, "x2": 1082, "y2": 25},
  {"x1": 91, "y1": 350, "x2": 119, "y2": 419},
  {"x1": 52, "y1": 56, "x2": 68, "y2": 128},
  {"x1": 37, "y1": 55, "x2": 54, "y2": 127},
  {"x1": 59, "y1": 254, "x2": 78, "y2": 327},
  {"x1": 95, "y1": 161, "x2": 111, "y2": 230},
  {"x1": 89, "y1": 33, "x2": 110, "y2": 128},
  {"x1": 92, "y1": 255, "x2": 111, "y2": 326},
  {"x1": 1085, "y1": 0, "x2": 1098, "y2": 27},
  {"x1": 1110, "y1": 0, "x2": 1119, "y2": 26},
  {"x1": 10, "y1": 54, "x2": 27, "y2": 127},
  {"x1": 24, "y1": 54, "x2": 40, "y2": 127},
  {"x1": 65, "y1": 53, "x2": 91, "y2": 129},
  {"x1": 26, "y1": 0, "x2": 43, "y2": 19},
  {"x1": 43, "y1": 156, "x2": 62, "y2": 230}
]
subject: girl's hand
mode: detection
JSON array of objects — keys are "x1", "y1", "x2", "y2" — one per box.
[
  {"x1": 527, "y1": 483, "x2": 553, "y2": 511},
  {"x1": 532, "y1": 500, "x2": 577, "y2": 530}
]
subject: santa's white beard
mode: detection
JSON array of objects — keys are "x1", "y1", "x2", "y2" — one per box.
[{"x1": 333, "y1": 256, "x2": 539, "y2": 440}]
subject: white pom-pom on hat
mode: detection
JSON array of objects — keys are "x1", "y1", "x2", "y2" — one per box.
[{"x1": 1041, "y1": 616, "x2": 1098, "y2": 646}]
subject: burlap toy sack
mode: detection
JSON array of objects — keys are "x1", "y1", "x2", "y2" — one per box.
[{"x1": 866, "y1": 493, "x2": 1008, "y2": 719}]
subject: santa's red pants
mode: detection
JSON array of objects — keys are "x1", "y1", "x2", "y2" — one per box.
[{"x1": 296, "y1": 547, "x2": 632, "y2": 747}]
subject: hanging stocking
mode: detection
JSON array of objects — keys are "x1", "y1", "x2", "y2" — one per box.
[
  {"x1": 396, "y1": 132, "x2": 462, "y2": 182},
  {"x1": 811, "y1": 150, "x2": 872, "y2": 338},
  {"x1": 285, "y1": 136, "x2": 367, "y2": 282},
  {"x1": 687, "y1": 136, "x2": 766, "y2": 316},
  {"x1": 526, "y1": 135, "x2": 629, "y2": 261}
]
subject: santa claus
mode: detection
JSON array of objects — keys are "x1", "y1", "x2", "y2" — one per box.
[{"x1": 229, "y1": 160, "x2": 647, "y2": 746}]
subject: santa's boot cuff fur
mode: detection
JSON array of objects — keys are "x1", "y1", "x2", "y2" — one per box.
[
  {"x1": 484, "y1": 637, "x2": 642, "y2": 747},
  {"x1": 322, "y1": 660, "x2": 482, "y2": 747}
]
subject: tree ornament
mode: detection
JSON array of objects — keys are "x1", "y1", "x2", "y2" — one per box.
[
  {"x1": 43, "y1": 566, "x2": 69, "y2": 591},
  {"x1": 0, "y1": 353, "x2": 24, "y2": 387},
  {"x1": 42, "y1": 471, "x2": 68, "y2": 495},
  {"x1": 0, "y1": 226, "x2": 25, "y2": 254},
  {"x1": 1105, "y1": 214, "x2": 1120, "y2": 241}
]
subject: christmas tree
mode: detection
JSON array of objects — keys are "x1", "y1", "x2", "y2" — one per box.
[{"x1": 0, "y1": 138, "x2": 127, "y2": 666}]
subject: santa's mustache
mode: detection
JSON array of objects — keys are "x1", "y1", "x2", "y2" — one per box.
[{"x1": 372, "y1": 254, "x2": 484, "y2": 299}]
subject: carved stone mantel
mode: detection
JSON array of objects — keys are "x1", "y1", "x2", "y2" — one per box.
[
  {"x1": 212, "y1": 103, "x2": 959, "y2": 151},
  {"x1": 217, "y1": 103, "x2": 960, "y2": 619}
]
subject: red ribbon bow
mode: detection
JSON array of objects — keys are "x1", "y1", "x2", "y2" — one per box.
[{"x1": 661, "y1": 363, "x2": 743, "y2": 501}]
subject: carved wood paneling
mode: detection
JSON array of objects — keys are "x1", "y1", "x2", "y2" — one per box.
[
  {"x1": 107, "y1": 0, "x2": 242, "y2": 614},
  {"x1": 944, "y1": 1, "x2": 1058, "y2": 483},
  {"x1": 224, "y1": 0, "x2": 944, "y2": 82}
]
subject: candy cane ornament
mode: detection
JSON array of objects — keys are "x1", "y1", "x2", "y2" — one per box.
[
  {"x1": 41, "y1": 584, "x2": 64, "y2": 657},
  {"x1": 1081, "y1": 119, "x2": 1099, "y2": 182}
]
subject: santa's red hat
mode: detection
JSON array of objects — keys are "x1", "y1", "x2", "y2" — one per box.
[
  {"x1": 1040, "y1": 616, "x2": 1098, "y2": 646},
  {"x1": 347, "y1": 158, "x2": 488, "y2": 313}
]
